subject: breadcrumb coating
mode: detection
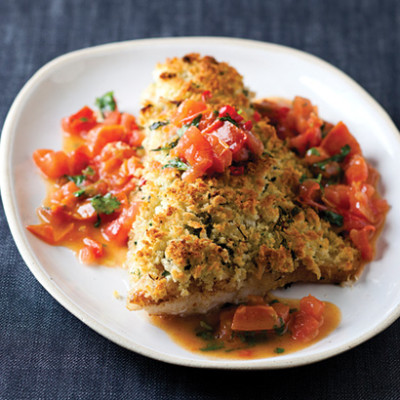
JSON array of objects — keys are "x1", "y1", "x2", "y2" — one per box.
[{"x1": 125, "y1": 54, "x2": 362, "y2": 315}]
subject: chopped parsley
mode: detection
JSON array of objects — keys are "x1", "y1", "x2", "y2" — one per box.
[
  {"x1": 274, "y1": 347, "x2": 285, "y2": 354},
  {"x1": 83, "y1": 166, "x2": 95, "y2": 176},
  {"x1": 199, "y1": 321, "x2": 213, "y2": 331},
  {"x1": 314, "y1": 144, "x2": 351, "y2": 170},
  {"x1": 273, "y1": 317, "x2": 285, "y2": 336},
  {"x1": 190, "y1": 113, "x2": 202, "y2": 127},
  {"x1": 95, "y1": 91, "x2": 116, "y2": 117},
  {"x1": 79, "y1": 117, "x2": 88, "y2": 122},
  {"x1": 307, "y1": 147, "x2": 320, "y2": 156},
  {"x1": 161, "y1": 270, "x2": 170, "y2": 277},
  {"x1": 219, "y1": 115, "x2": 239, "y2": 127},
  {"x1": 321, "y1": 210, "x2": 344, "y2": 227},
  {"x1": 162, "y1": 158, "x2": 189, "y2": 171},
  {"x1": 149, "y1": 120, "x2": 169, "y2": 130},
  {"x1": 73, "y1": 189, "x2": 86, "y2": 197},
  {"x1": 200, "y1": 342, "x2": 225, "y2": 352},
  {"x1": 91, "y1": 193, "x2": 121, "y2": 215},
  {"x1": 176, "y1": 114, "x2": 203, "y2": 137},
  {"x1": 151, "y1": 138, "x2": 180, "y2": 152},
  {"x1": 94, "y1": 214, "x2": 102, "y2": 228},
  {"x1": 65, "y1": 174, "x2": 85, "y2": 186}
]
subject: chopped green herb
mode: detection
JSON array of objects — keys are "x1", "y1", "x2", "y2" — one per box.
[
  {"x1": 199, "y1": 321, "x2": 213, "y2": 331},
  {"x1": 94, "y1": 214, "x2": 101, "y2": 228},
  {"x1": 200, "y1": 342, "x2": 225, "y2": 352},
  {"x1": 83, "y1": 166, "x2": 95, "y2": 176},
  {"x1": 321, "y1": 210, "x2": 344, "y2": 227},
  {"x1": 213, "y1": 110, "x2": 219, "y2": 117},
  {"x1": 149, "y1": 120, "x2": 169, "y2": 130},
  {"x1": 314, "y1": 144, "x2": 351, "y2": 170},
  {"x1": 79, "y1": 117, "x2": 88, "y2": 122},
  {"x1": 289, "y1": 308, "x2": 298, "y2": 314},
  {"x1": 91, "y1": 193, "x2": 121, "y2": 215},
  {"x1": 162, "y1": 158, "x2": 189, "y2": 171},
  {"x1": 237, "y1": 109, "x2": 243, "y2": 115},
  {"x1": 273, "y1": 317, "x2": 285, "y2": 336},
  {"x1": 274, "y1": 347, "x2": 285, "y2": 354},
  {"x1": 74, "y1": 189, "x2": 86, "y2": 197},
  {"x1": 269, "y1": 299, "x2": 279, "y2": 305},
  {"x1": 95, "y1": 91, "x2": 116, "y2": 117},
  {"x1": 219, "y1": 115, "x2": 239, "y2": 127},
  {"x1": 161, "y1": 270, "x2": 170, "y2": 277},
  {"x1": 151, "y1": 138, "x2": 180, "y2": 152},
  {"x1": 65, "y1": 174, "x2": 85, "y2": 186},
  {"x1": 190, "y1": 114, "x2": 202, "y2": 127},
  {"x1": 307, "y1": 147, "x2": 320, "y2": 156},
  {"x1": 299, "y1": 174, "x2": 308, "y2": 184}
]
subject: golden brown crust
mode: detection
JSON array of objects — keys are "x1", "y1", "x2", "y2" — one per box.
[{"x1": 125, "y1": 54, "x2": 363, "y2": 315}]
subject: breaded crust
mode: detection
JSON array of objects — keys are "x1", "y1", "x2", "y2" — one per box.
[{"x1": 125, "y1": 54, "x2": 363, "y2": 315}]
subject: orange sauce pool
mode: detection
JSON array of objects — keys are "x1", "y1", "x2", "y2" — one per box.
[{"x1": 151, "y1": 297, "x2": 341, "y2": 359}]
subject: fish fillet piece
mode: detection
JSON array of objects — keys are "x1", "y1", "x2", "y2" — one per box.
[{"x1": 125, "y1": 54, "x2": 362, "y2": 315}]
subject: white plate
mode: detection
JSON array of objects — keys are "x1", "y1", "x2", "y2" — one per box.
[{"x1": 2, "y1": 37, "x2": 400, "y2": 369}]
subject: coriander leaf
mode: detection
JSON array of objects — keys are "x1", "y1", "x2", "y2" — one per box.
[
  {"x1": 200, "y1": 342, "x2": 225, "y2": 352},
  {"x1": 94, "y1": 214, "x2": 101, "y2": 228},
  {"x1": 321, "y1": 210, "x2": 344, "y2": 227},
  {"x1": 199, "y1": 321, "x2": 213, "y2": 331},
  {"x1": 95, "y1": 91, "x2": 116, "y2": 117},
  {"x1": 65, "y1": 174, "x2": 85, "y2": 186},
  {"x1": 219, "y1": 115, "x2": 239, "y2": 127},
  {"x1": 190, "y1": 113, "x2": 202, "y2": 127},
  {"x1": 314, "y1": 144, "x2": 351, "y2": 170},
  {"x1": 161, "y1": 270, "x2": 170, "y2": 277},
  {"x1": 162, "y1": 158, "x2": 189, "y2": 171},
  {"x1": 149, "y1": 120, "x2": 169, "y2": 130},
  {"x1": 79, "y1": 117, "x2": 88, "y2": 122},
  {"x1": 307, "y1": 147, "x2": 320, "y2": 156},
  {"x1": 74, "y1": 189, "x2": 86, "y2": 197},
  {"x1": 91, "y1": 193, "x2": 121, "y2": 215},
  {"x1": 274, "y1": 347, "x2": 285, "y2": 354},
  {"x1": 151, "y1": 138, "x2": 180, "y2": 152},
  {"x1": 273, "y1": 317, "x2": 285, "y2": 336},
  {"x1": 83, "y1": 166, "x2": 95, "y2": 176}
]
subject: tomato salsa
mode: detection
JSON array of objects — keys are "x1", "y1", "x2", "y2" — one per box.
[
  {"x1": 27, "y1": 92, "x2": 145, "y2": 265},
  {"x1": 152, "y1": 294, "x2": 340, "y2": 359},
  {"x1": 255, "y1": 97, "x2": 388, "y2": 261}
]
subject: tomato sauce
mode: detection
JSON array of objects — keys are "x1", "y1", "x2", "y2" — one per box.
[{"x1": 151, "y1": 296, "x2": 341, "y2": 359}]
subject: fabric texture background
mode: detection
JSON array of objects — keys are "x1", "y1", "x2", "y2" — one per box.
[{"x1": 1, "y1": 0, "x2": 399, "y2": 398}]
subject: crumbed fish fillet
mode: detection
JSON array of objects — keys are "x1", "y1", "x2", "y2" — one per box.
[{"x1": 125, "y1": 54, "x2": 363, "y2": 316}]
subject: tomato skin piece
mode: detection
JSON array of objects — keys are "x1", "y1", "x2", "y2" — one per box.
[
  {"x1": 61, "y1": 106, "x2": 97, "y2": 135},
  {"x1": 271, "y1": 302, "x2": 290, "y2": 324},
  {"x1": 26, "y1": 223, "x2": 56, "y2": 245},
  {"x1": 299, "y1": 180, "x2": 327, "y2": 210},
  {"x1": 218, "y1": 105, "x2": 244, "y2": 123},
  {"x1": 102, "y1": 202, "x2": 140, "y2": 245},
  {"x1": 244, "y1": 131, "x2": 264, "y2": 156},
  {"x1": 321, "y1": 121, "x2": 361, "y2": 157},
  {"x1": 231, "y1": 305, "x2": 278, "y2": 331},
  {"x1": 33, "y1": 149, "x2": 70, "y2": 179},
  {"x1": 345, "y1": 155, "x2": 369, "y2": 184},
  {"x1": 299, "y1": 295, "x2": 325, "y2": 321}
]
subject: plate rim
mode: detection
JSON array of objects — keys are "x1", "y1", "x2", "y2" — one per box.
[{"x1": 1, "y1": 36, "x2": 400, "y2": 369}]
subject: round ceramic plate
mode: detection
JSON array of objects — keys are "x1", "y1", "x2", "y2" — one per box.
[{"x1": 1, "y1": 37, "x2": 400, "y2": 369}]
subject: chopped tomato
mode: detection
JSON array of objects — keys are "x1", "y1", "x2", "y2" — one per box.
[
  {"x1": 68, "y1": 145, "x2": 91, "y2": 175},
  {"x1": 218, "y1": 105, "x2": 243, "y2": 124},
  {"x1": 50, "y1": 181, "x2": 80, "y2": 209},
  {"x1": 350, "y1": 225, "x2": 376, "y2": 261},
  {"x1": 171, "y1": 126, "x2": 213, "y2": 181},
  {"x1": 321, "y1": 121, "x2": 361, "y2": 157},
  {"x1": 299, "y1": 180, "x2": 326, "y2": 210},
  {"x1": 171, "y1": 99, "x2": 207, "y2": 127},
  {"x1": 290, "y1": 312, "x2": 320, "y2": 342},
  {"x1": 201, "y1": 90, "x2": 212, "y2": 102},
  {"x1": 72, "y1": 201, "x2": 97, "y2": 222},
  {"x1": 102, "y1": 202, "x2": 140, "y2": 245},
  {"x1": 203, "y1": 132, "x2": 232, "y2": 173},
  {"x1": 299, "y1": 295, "x2": 325, "y2": 321},
  {"x1": 231, "y1": 305, "x2": 278, "y2": 331},
  {"x1": 61, "y1": 106, "x2": 97, "y2": 135},
  {"x1": 33, "y1": 149, "x2": 70, "y2": 179},
  {"x1": 217, "y1": 308, "x2": 236, "y2": 340},
  {"x1": 345, "y1": 155, "x2": 369, "y2": 184},
  {"x1": 244, "y1": 131, "x2": 264, "y2": 156},
  {"x1": 26, "y1": 223, "x2": 56, "y2": 244},
  {"x1": 88, "y1": 125, "x2": 127, "y2": 156},
  {"x1": 289, "y1": 122, "x2": 321, "y2": 154},
  {"x1": 323, "y1": 184, "x2": 351, "y2": 210},
  {"x1": 271, "y1": 302, "x2": 290, "y2": 324},
  {"x1": 79, "y1": 237, "x2": 104, "y2": 264},
  {"x1": 212, "y1": 122, "x2": 246, "y2": 156},
  {"x1": 103, "y1": 110, "x2": 121, "y2": 125}
]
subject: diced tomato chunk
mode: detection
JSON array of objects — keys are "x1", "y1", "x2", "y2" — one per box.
[
  {"x1": 299, "y1": 295, "x2": 325, "y2": 321},
  {"x1": 271, "y1": 302, "x2": 290, "y2": 324},
  {"x1": 219, "y1": 105, "x2": 243, "y2": 124},
  {"x1": 171, "y1": 99, "x2": 207, "y2": 127},
  {"x1": 88, "y1": 125, "x2": 127, "y2": 156},
  {"x1": 103, "y1": 110, "x2": 121, "y2": 125},
  {"x1": 345, "y1": 155, "x2": 369, "y2": 184},
  {"x1": 79, "y1": 237, "x2": 104, "y2": 264},
  {"x1": 350, "y1": 225, "x2": 376, "y2": 261},
  {"x1": 212, "y1": 122, "x2": 246, "y2": 155},
  {"x1": 26, "y1": 223, "x2": 56, "y2": 244},
  {"x1": 50, "y1": 181, "x2": 80, "y2": 209},
  {"x1": 244, "y1": 131, "x2": 264, "y2": 156},
  {"x1": 323, "y1": 184, "x2": 351, "y2": 210},
  {"x1": 290, "y1": 312, "x2": 320, "y2": 342},
  {"x1": 321, "y1": 121, "x2": 361, "y2": 157},
  {"x1": 299, "y1": 180, "x2": 326, "y2": 210},
  {"x1": 68, "y1": 145, "x2": 91, "y2": 175},
  {"x1": 61, "y1": 106, "x2": 97, "y2": 135},
  {"x1": 171, "y1": 126, "x2": 213, "y2": 181},
  {"x1": 203, "y1": 132, "x2": 232, "y2": 173},
  {"x1": 102, "y1": 202, "x2": 140, "y2": 245},
  {"x1": 231, "y1": 305, "x2": 278, "y2": 331},
  {"x1": 33, "y1": 149, "x2": 70, "y2": 179}
]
